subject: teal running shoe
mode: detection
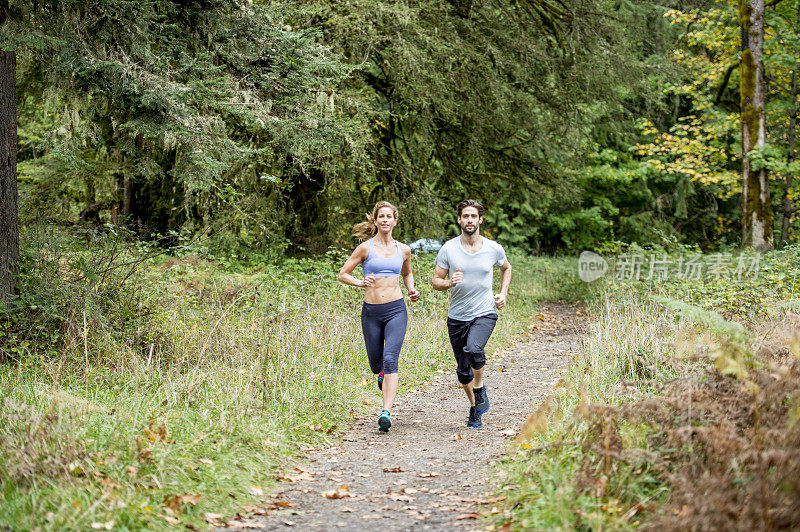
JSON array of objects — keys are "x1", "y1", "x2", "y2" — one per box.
[{"x1": 378, "y1": 410, "x2": 392, "y2": 432}]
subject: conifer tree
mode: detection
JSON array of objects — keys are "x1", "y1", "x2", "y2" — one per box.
[{"x1": 0, "y1": 50, "x2": 18, "y2": 301}]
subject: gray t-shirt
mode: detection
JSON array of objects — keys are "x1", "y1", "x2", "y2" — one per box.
[{"x1": 435, "y1": 236, "x2": 507, "y2": 321}]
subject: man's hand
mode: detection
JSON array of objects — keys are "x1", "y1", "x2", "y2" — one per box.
[
  {"x1": 362, "y1": 274, "x2": 375, "y2": 288},
  {"x1": 408, "y1": 288, "x2": 420, "y2": 302},
  {"x1": 494, "y1": 292, "x2": 506, "y2": 310},
  {"x1": 450, "y1": 268, "x2": 463, "y2": 287}
]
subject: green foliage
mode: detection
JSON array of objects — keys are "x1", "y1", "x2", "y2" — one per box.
[
  {"x1": 8, "y1": 0, "x2": 800, "y2": 253},
  {"x1": 8, "y1": 0, "x2": 364, "y2": 244},
  {"x1": 490, "y1": 245, "x2": 800, "y2": 530},
  {"x1": 0, "y1": 225, "x2": 575, "y2": 529},
  {"x1": 10, "y1": 0, "x2": 676, "y2": 254}
]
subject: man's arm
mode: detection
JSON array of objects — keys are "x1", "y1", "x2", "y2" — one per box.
[
  {"x1": 431, "y1": 265, "x2": 462, "y2": 291},
  {"x1": 494, "y1": 259, "x2": 512, "y2": 309}
]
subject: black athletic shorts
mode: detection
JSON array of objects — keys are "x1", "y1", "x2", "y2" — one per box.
[{"x1": 446, "y1": 313, "x2": 498, "y2": 385}]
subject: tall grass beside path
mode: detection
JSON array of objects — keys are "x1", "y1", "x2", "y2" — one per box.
[
  {"x1": 489, "y1": 246, "x2": 800, "y2": 531},
  {"x1": 0, "y1": 228, "x2": 572, "y2": 530}
]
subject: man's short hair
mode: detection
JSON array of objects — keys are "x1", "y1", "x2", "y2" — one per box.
[{"x1": 457, "y1": 199, "x2": 484, "y2": 217}]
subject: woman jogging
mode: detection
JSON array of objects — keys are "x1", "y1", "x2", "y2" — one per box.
[{"x1": 338, "y1": 201, "x2": 420, "y2": 432}]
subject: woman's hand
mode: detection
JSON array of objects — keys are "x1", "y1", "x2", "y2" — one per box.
[
  {"x1": 362, "y1": 274, "x2": 375, "y2": 288},
  {"x1": 408, "y1": 288, "x2": 420, "y2": 302}
]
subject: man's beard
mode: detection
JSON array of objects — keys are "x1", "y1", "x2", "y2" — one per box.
[{"x1": 462, "y1": 224, "x2": 478, "y2": 235}]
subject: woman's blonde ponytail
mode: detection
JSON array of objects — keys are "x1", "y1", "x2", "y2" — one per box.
[{"x1": 352, "y1": 201, "x2": 398, "y2": 240}]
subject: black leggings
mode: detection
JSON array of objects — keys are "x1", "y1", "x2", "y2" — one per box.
[
  {"x1": 447, "y1": 313, "x2": 498, "y2": 384},
  {"x1": 361, "y1": 299, "x2": 407, "y2": 374}
]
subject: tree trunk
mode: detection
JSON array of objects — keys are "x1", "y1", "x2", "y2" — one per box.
[
  {"x1": 779, "y1": 1, "x2": 800, "y2": 248},
  {"x1": 283, "y1": 156, "x2": 329, "y2": 255},
  {"x1": 739, "y1": 0, "x2": 774, "y2": 251},
  {"x1": 123, "y1": 172, "x2": 133, "y2": 219},
  {"x1": 0, "y1": 51, "x2": 19, "y2": 302},
  {"x1": 780, "y1": 62, "x2": 798, "y2": 248}
]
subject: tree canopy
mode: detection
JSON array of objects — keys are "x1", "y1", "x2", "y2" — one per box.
[{"x1": 4, "y1": 0, "x2": 799, "y2": 254}]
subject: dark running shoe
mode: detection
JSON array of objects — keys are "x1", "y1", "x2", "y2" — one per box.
[
  {"x1": 378, "y1": 410, "x2": 392, "y2": 432},
  {"x1": 378, "y1": 372, "x2": 384, "y2": 391},
  {"x1": 474, "y1": 386, "x2": 490, "y2": 414},
  {"x1": 467, "y1": 406, "x2": 482, "y2": 428}
]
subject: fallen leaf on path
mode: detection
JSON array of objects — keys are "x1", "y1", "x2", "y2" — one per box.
[
  {"x1": 340, "y1": 507, "x2": 355, "y2": 513},
  {"x1": 226, "y1": 520, "x2": 261, "y2": 528},
  {"x1": 242, "y1": 505, "x2": 269, "y2": 515},
  {"x1": 455, "y1": 513, "x2": 479, "y2": 520},
  {"x1": 276, "y1": 471, "x2": 314, "y2": 482},
  {"x1": 451, "y1": 434, "x2": 463, "y2": 441},
  {"x1": 322, "y1": 487, "x2": 350, "y2": 499},
  {"x1": 274, "y1": 501, "x2": 296, "y2": 508},
  {"x1": 418, "y1": 472, "x2": 441, "y2": 478},
  {"x1": 382, "y1": 466, "x2": 406, "y2": 473},
  {"x1": 358, "y1": 473, "x2": 371, "y2": 478},
  {"x1": 402, "y1": 488, "x2": 418, "y2": 494},
  {"x1": 249, "y1": 485, "x2": 264, "y2": 497},
  {"x1": 390, "y1": 494, "x2": 414, "y2": 502},
  {"x1": 499, "y1": 429, "x2": 516, "y2": 437},
  {"x1": 284, "y1": 520, "x2": 295, "y2": 526}
]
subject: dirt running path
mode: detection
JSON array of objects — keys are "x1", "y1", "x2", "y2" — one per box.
[{"x1": 246, "y1": 302, "x2": 586, "y2": 530}]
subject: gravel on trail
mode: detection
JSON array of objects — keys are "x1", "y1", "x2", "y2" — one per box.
[{"x1": 238, "y1": 302, "x2": 587, "y2": 531}]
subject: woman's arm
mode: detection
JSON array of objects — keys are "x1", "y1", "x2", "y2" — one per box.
[
  {"x1": 338, "y1": 243, "x2": 374, "y2": 288},
  {"x1": 400, "y1": 245, "x2": 420, "y2": 301}
]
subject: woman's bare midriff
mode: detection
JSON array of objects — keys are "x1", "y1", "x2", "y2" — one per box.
[{"x1": 364, "y1": 276, "x2": 403, "y2": 304}]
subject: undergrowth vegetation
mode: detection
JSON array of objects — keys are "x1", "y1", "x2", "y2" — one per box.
[
  {"x1": 0, "y1": 224, "x2": 581, "y2": 530},
  {"x1": 490, "y1": 246, "x2": 800, "y2": 530}
]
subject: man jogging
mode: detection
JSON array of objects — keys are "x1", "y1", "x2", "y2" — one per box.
[{"x1": 431, "y1": 199, "x2": 512, "y2": 428}]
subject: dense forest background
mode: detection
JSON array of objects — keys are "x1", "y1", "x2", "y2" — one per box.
[
  {"x1": 2, "y1": 2, "x2": 800, "y2": 530},
  {"x1": 4, "y1": 0, "x2": 799, "y2": 256}
]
